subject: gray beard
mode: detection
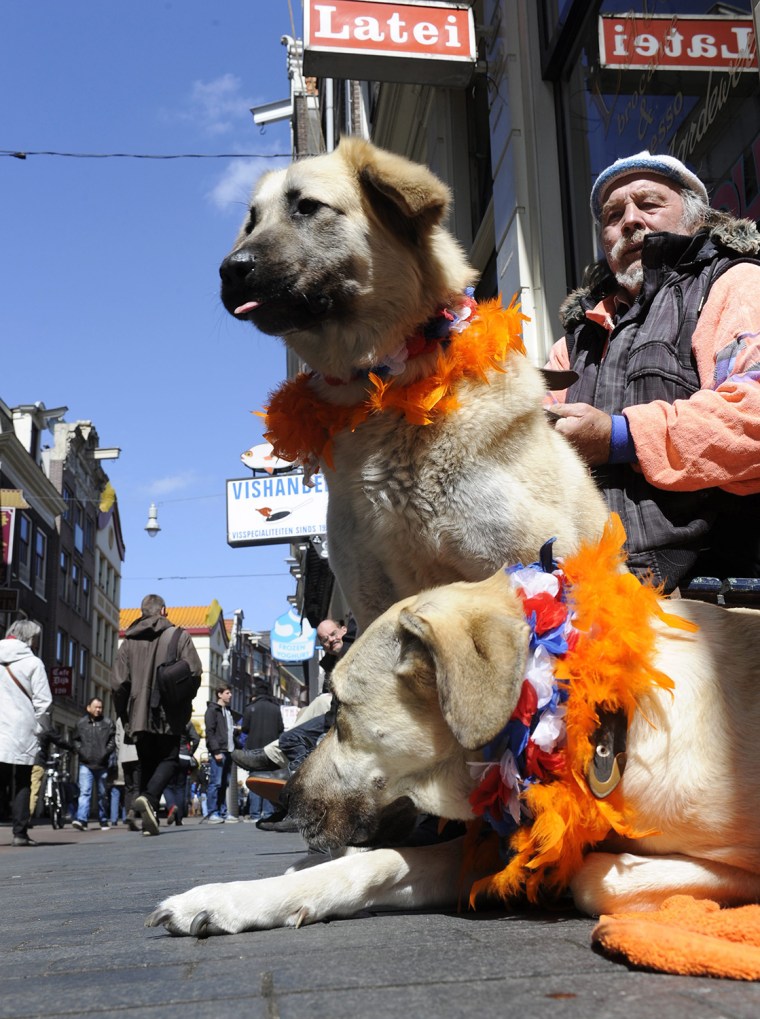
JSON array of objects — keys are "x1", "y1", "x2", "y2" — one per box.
[{"x1": 615, "y1": 264, "x2": 644, "y2": 294}]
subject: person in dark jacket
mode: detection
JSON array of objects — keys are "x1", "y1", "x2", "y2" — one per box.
[
  {"x1": 164, "y1": 720, "x2": 200, "y2": 826},
  {"x1": 545, "y1": 151, "x2": 760, "y2": 593},
  {"x1": 241, "y1": 678, "x2": 283, "y2": 750},
  {"x1": 112, "y1": 593, "x2": 202, "y2": 837},
  {"x1": 240, "y1": 678, "x2": 283, "y2": 819},
  {"x1": 71, "y1": 697, "x2": 115, "y2": 832},
  {"x1": 204, "y1": 685, "x2": 236, "y2": 824}
]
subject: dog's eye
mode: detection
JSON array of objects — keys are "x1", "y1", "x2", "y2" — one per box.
[
  {"x1": 243, "y1": 208, "x2": 257, "y2": 235},
  {"x1": 296, "y1": 197, "x2": 321, "y2": 217}
]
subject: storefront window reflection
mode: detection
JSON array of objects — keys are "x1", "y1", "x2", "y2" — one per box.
[{"x1": 554, "y1": 0, "x2": 758, "y2": 279}]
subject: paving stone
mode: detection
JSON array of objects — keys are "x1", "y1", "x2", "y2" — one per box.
[{"x1": 1, "y1": 820, "x2": 759, "y2": 1018}]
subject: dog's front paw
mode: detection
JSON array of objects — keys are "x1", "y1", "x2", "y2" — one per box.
[
  {"x1": 145, "y1": 878, "x2": 313, "y2": 937},
  {"x1": 145, "y1": 883, "x2": 241, "y2": 937}
]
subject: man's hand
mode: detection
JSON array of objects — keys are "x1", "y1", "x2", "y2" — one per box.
[
  {"x1": 546, "y1": 403, "x2": 612, "y2": 467},
  {"x1": 214, "y1": 753, "x2": 223, "y2": 763}
]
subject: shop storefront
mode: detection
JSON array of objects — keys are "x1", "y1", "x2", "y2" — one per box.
[{"x1": 539, "y1": 0, "x2": 759, "y2": 289}]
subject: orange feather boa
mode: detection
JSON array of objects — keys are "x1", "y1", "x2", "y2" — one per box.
[
  {"x1": 260, "y1": 297, "x2": 527, "y2": 469},
  {"x1": 466, "y1": 515, "x2": 698, "y2": 907}
]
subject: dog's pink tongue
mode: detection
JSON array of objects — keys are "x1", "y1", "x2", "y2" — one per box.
[{"x1": 234, "y1": 301, "x2": 260, "y2": 315}]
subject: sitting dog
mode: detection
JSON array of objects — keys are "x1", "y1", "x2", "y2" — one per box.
[
  {"x1": 219, "y1": 137, "x2": 607, "y2": 627},
  {"x1": 147, "y1": 520, "x2": 760, "y2": 937}
]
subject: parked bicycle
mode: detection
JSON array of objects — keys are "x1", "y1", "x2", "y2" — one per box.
[{"x1": 42, "y1": 750, "x2": 69, "y2": 829}]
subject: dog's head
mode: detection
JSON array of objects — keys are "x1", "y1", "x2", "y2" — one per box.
[
  {"x1": 219, "y1": 137, "x2": 476, "y2": 380},
  {"x1": 284, "y1": 572, "x2": 529, "y2": 851}
]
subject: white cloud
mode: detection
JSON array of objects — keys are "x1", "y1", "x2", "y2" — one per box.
[
  {"x1": 160, "y1": 73, "x2": 256, "y2": 137},
  {"x1": 208, "y1": 156, "x2": 286, "y2": 212},
  {"x1": 161, "y1": 73, "x2": 291, "y2": 213},
  {"x1": 148, "y1": 472, "x2": 201, "y2": 497}
]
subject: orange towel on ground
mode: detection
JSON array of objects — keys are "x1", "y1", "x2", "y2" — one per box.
[{"x1": 592, "y1": 895, "x2": 760, "y2": 980}]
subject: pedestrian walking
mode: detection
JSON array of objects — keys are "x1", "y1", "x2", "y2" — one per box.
[
  {"x1": 0, "y1": 620, "x2": 52, "y2": 847},
  {"x1": 71, "y1": 697, "x2": 115, "y2": 832},
  {"x1": 112, "y1": 593, "x2": 202, "y2": 837},
  {"x1": 204, "y1": 685, "x2": 236, "y2": 824}
]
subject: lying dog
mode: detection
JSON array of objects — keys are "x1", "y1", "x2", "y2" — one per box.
[
  {"x1": 147, "y1": 520, "x2": 760, "y2": 936},
  {"x1": 219, "y1": 137, "x2": 607, "y2": 627}
]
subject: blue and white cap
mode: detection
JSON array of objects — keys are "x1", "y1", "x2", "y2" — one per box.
[{"x1": 590, "y1": 151, "x2": 708, "y2": 221}]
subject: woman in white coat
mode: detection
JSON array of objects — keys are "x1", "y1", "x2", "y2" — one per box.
[{"x1": 0, "y1": 619, "x2": 52, "y2": 846}]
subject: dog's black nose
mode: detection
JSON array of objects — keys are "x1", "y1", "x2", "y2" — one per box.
[{"x1": 219, "y1": 249, "x2": 255, "y2": 286}]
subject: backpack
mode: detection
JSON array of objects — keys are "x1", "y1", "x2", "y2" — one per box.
[{"x1": 154, "y1": 627, "x2": 200, "y2": 711}]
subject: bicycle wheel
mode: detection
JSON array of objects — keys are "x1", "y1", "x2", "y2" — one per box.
[
  {"x1": 43, "y1": 780, "x2": 54, "y2": 825},
  {"x1": 51, "y1": 783, "x2": 64, "y2": 829}
]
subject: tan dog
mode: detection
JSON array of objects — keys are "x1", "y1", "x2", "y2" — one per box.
[
  {"x1": 220, "y1": 138, "x2": 607, "y2": 627},
  {"x1": 147, "y1": 548, "x2": 760, "y2": 936}
]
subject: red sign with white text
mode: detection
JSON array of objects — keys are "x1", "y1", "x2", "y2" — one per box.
[
  {"x1": 599, "y1": 15, "x2": 757, "y2": 72},
  {"x1": 306, "y1": 0, "x2": 473, "y2": 57},
  {"x1": 50, "y1": 666, "x2": 73, "y2": 697},
  {"x1": 304, "y1": 1, "x2": 476, "y2": 86}
]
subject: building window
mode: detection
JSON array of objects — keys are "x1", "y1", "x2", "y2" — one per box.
[
  {"x1": 71, "y1": 561, "x2": 80, "y2": 612},
  {"x1": 550, "y1": 0, "x2": 760, "y2": 282},
  {"x1": 97, "y1": 552, "x2": 107, "y2": 590},
  {"x1": 56, "y1": 628, "x2": 66, "y2": 665},
  {"x1": 33, "y1": 529, "x2": 47, "y2": 598},
  {"x1": 85, "y1": 515, "x2": 95, "y2": 551},
  {"x1": 68, "y1": 638, "x2": 79, "y2": 697},
  {"x1": 79, "y1": 646, "x2": 89, "y2": 686},
  {"x1": 74, "y1": 507, "x2": 84, "y2": 555},
  {"x1": 106, "y1": 625, "x2": 116, "y2": 667},
  {"x1": 95, "y1": 614, "x2": 103, "y2": 660},
  {"x1": 60, "y1": 551, "x2": 70, "y2": 602},
  {"x1": 82, "y1": 573, "x2": 91, "y2": 618},
  {"x1": 62, "y1": 485, "x2": 74, "y2": 524},
  {"x1": 17, "y1": 513, "x2": 31, "y2": 586}
]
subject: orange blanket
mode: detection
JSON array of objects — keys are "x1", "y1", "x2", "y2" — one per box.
[{"x1": 592, "y1": 895, "x2": 760, "y2": 980}]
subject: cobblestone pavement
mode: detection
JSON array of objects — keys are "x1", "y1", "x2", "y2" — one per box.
[{"x1": 2, "y1": 817, "x2": 759, "y2": 1018}]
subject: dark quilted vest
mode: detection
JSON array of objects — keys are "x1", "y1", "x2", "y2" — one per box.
[{"x1": 565, "y1": 228, "x2": 760, "y2": 592}]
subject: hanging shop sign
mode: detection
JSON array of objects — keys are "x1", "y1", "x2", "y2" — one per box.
[
  {"x1": 50, "y1": 666, "x2": 73, "y2": 698},
  {"x1": 270, "y1": 607, "x2": 317, "y2": 663},
  {"x1": 226, "y1": 471, "x2": 329, "y2": 547},
  {"x1": 599, "y1": 14, "x2": 756, "y2": 73},
  {"x1": 303, "y1": 0, "x2": 477, "y2": 87},
  {"x1": 239, "y1": 441, "x2": 292, "y2": 475},
  {"x1": 1, "y1": 507, "x2": 16, "y2": 571}
]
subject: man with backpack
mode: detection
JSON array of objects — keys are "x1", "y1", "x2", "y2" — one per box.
[{"x1": 112, "y1": 594, "x2": 202, "y2": 837}]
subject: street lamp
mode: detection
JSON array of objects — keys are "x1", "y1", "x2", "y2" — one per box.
[{"x1": 144, "y1": 502, "x2": 161, "y2": 537}]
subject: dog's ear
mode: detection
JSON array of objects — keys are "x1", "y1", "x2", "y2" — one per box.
[
  {"x1": 338, "y1": 136, "x2": 450, "y2": 237},
  {"x1": 398, "y1": 574, "x2": 529, "y2": 750}
]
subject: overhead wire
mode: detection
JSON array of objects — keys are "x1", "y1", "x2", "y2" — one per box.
[{"x1": 1, "y1": 149, "x2": 290, "y2": 160}]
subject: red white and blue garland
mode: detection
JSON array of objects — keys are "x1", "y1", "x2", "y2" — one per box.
[
  {"x1": 469, "y1": 539, "x2": 575, "y2": 844},
  {"x1": 462, "y1": 515, "x2": 698, "y2": 907}
]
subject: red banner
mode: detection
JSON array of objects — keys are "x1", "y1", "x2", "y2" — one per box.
[
  {"x1": 306, "y1": 0, "x2": 474, "y2": 59},
  {"x1": 1, "y1": 507, "x2": 15, "y2": 569},
  {"x1": 50, "y1": 666, "x2": 73, "y2": 697},
  {"x1": 599, "y1": 15, "x2": 756, "y2": 72}
]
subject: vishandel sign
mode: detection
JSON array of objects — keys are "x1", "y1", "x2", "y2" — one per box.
[
  {"x1": 304, "y1": 0, "x2": 477, "y2": 87},
  {"x1": 226, "y1": 472, "x2": 328, "y2": 547}
]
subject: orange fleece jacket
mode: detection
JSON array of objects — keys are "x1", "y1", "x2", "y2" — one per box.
[{"x1": 546, "y1": 262, "x2": 760, "y2": 495}]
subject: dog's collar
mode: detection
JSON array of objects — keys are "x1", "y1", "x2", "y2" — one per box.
[
  {"x1": 466, "y1": 515, "x2": 699, "y2": 907},
  {"x1": 469, "y1": 539, "x2": 576, "y2": 840},
  {"x1": 321, "y1": 289, "x2": 478, "y2": 387},
  {"x1": 260, "y1": 296, "x2": 528, "y2": 477},
  {"x1": 470, "y1": 543, "x2": 628, "y2": 835}
]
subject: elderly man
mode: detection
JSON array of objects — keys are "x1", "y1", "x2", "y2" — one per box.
[
  {"x1": 232, "y1": 617, "x2": 354, "y2": 775},
  {"x1": 546, "y1": 151, "x2": 760, "y2": 593}
]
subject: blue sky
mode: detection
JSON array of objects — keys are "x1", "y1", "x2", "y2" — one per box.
[{"x1": 1, "y1": 1, "x2": 307, "y2": 631}]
